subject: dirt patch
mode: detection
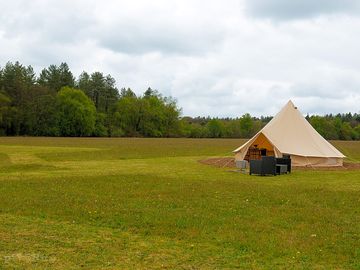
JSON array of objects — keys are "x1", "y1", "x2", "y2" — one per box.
[
  {"x1": 296, "y1": 162, "x2": 360, "y2": 171},
  {"x1": 199, "y1": 157, "x2": 235, "y2": 168},
  {"x1": 199, "y1": 157, "x2": 360, "y2": 171}
]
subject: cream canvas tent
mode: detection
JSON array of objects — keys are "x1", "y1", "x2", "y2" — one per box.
[{"x1": 233, "y1": 100, "x2": 345, "y2": 167}]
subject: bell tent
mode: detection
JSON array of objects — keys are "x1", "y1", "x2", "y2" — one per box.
[{"x1": 233, "y1": 100, "x2": 345, "y2": 167}]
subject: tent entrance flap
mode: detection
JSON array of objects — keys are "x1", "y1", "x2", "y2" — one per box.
[{"x1": 244, "y1": 133, "x2": 275, "y2": 161}]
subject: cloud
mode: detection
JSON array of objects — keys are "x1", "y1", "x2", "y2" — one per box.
[
  {"x1": 98, "y1": 24, "x2": 224, "y2": 55},
  {"x1": 0, "y1": 0, "x2": 360, "y2": 117},
  {"x1": 94, "y1": 4, "x2": 227, "y2": 55},
  {"x1": 245, "y1": 0, "x2": 360, "y2": 20}
]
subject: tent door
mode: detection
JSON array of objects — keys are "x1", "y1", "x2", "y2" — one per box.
[{"x1": 244, "y1": 133, "x2": 276, "y2": 161}]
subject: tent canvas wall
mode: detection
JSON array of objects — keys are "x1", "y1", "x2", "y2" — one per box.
[{"x1": 233, "y1": 101, "x2": 345, "y2": 167}]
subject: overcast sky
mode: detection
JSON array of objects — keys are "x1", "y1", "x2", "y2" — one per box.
[{"x1": 1, "y1": 0, "x2": 360, "y2": 117}]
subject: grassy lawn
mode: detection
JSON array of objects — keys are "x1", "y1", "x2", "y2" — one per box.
[{"x1": 0, "y1": 137, "x2": 359, "y2": 269}]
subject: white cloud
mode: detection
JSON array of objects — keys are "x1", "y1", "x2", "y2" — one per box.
[
  {"x1": 245, "y1": 0, "x2": 360, "y2": 20},
  {"x1": 0, "y1": 0, "x2": 359, "y2": 117}
]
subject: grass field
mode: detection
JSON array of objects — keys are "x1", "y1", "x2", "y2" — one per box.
[{"x1": 0, "y1": 137, "x2": 359, "y2": 269}]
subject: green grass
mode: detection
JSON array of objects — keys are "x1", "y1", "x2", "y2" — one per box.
[{"x1": 0, "y1": 137, "x2": 359, "y2": 269}]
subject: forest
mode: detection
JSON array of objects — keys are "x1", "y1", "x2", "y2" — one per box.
[{"x1": 0, "y1": 61, "x2": 359, "y2": 140}]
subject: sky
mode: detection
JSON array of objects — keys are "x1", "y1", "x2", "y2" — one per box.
[{"x1": 1, "y1": 0, "x2": 360, "y2": 117}]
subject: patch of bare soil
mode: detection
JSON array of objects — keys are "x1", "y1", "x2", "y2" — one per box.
[
  {"x1": 295, "y1": 162, "x2": 360, "y2": 171},
  {"x1": 199, "y1": 157, "x2": 235, "y2": 168},
  {"x1": 199, "y1": 157, "x2": 360, "y2": 171}
]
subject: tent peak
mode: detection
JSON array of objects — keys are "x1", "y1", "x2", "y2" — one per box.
[
  {"x1": 281, "y1": 100, "x2": 299, "y2": 111},
  {"x1": 286, "y1": 100, "x2": 295, "y2": 108}
]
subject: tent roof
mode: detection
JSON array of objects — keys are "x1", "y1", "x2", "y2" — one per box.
[{"x1": 234, "y1": 100, "x2": 345, "y2": 158}]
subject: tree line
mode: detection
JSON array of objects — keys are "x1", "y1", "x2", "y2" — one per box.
[
  {"x1": 180, "y1": 114, "x2": 360, "y2": 140},
  {"x1": 0, "y1": 61, "x2": 359, "y2": 140}
]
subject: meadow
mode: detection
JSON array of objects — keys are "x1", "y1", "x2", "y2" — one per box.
[{"x1": 0, "y1": 137, "x2": 359, "y2": 269}]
